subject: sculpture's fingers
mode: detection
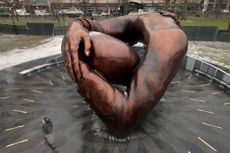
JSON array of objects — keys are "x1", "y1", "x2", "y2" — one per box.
[
  {"x1": 79, "y1": 62, "x2": 90, "y2": 78},
  {"x1": 66, "y1": 44, "x2": 76, "y2": 81},
  {"x1": 69, "y1": 36, "x2": 82, "y2": 81},
  {"x1": 61, "y1": 36, "x2": 75, "y2": 81},
  {"x1": 166, "y1": 11, "x2": 176, "y2": 18},
  {"x1": 81, "y1": 30, "x2": 91, "y2": 57},
  {"x1": 166, "y1": 12, "x2": 178, "y2": 22},
  {"x1": 159, "y1": 11, "x2": 181, "y2": 27}
]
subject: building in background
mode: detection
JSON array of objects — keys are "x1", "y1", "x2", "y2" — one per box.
[
  {"x1": 1, "y1": 0, "x2": 229, "y2": 16},
  {"x1": 22, "y1": 0, "x2": 164, "y2": 15}
]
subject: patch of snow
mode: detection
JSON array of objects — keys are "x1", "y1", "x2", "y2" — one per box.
[
  {"x1": 135, "y1": 41, "x2": 230, "y2": 69},
  {"x1": 0, "y1": 36, "x2": 229, "y2": 71},
  {"x1": 0, "y1": 36, "x2": 64, "y2": 70},
  {"x1": 187, "y1": 41, "x2": 230, "y2": 69}
]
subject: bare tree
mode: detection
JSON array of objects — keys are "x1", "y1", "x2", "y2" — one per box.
[
  {"x1": 196, "y1": 0, "x2": 203, "y2": 16},
  {"x1": 94, "y1": 0, "x2": 97, "y2": 14},
  {"x1": 77, "y1": 0, "x2": 89, "y2": 17},
  {"x1": 184, "y1": 0, "x2": 188, "y2": 20},
  {"x1": 215, "y1": 0, "x2": 222, "y2": 18},
  {"x1": 117, "y1": 0, "x2": 126, "y2": 15},
  {"x1": 226, "y1": 0, "x2": 230, "y2": 11},
  {"x1": 173, "y1": 0, "x2": 176, "y2": 11},
  {"x1": 106, "y1": 0, "x2": 109, "y2": 14},
  {"x1": 0, "y1": 0, "x2": 19, "y2": 34},
  {"x1": 202, "y1": 0, "x2": 209, "y2": 12},
  {"x1": 164, "y1": 0, "x2": 170, "y2": 10},
  {"x1": 51, "y1": 1, "x2": 61, "y2": 22},
  {"x1": 213, "y1": 0, "x2": 217, "y2": 12},
  {"x1": 0, "y1": 0, "x2": 20, "y2": 21},
  {"x1": 123, "y1": 0, "x2": 128, "y2": 15},
  {"x1": 47, "y1": 0, "x2": 52, "y2": 15}
]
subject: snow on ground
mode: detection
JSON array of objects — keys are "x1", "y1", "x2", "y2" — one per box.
[
  {"x1": 0, "y1": 36, "x2": 229, "y2": 71},
  {"x1": 187, "y1": 41, "x2": 230, "y2": 69},
  {"x1": 0, "y1": 36, "x2": 63, "y2": 70},
  {"x1": 135, "y1": 41, "x2": 230, "y2": 70}
]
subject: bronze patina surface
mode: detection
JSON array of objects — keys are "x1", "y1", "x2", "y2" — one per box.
[{"x1": 62, "y1": 12, "x2": 188, "y2": 136}]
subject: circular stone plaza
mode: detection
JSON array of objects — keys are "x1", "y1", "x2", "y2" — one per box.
[{"x1": 0, "y1": 36, "x2": 229, "y2": 153}]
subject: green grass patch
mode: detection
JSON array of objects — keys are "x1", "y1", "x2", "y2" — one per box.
[
  {"x1": 181, "y1": 17, "x2": 229, "y2": 30},
  {"x1": 0, "y1": 35, "x2": 48, "y2": 53}
]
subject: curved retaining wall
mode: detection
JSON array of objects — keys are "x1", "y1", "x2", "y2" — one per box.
[
  {"x1": 19, "y1": 55, "x2": 64, "y2": 77},
  {"x1": 19, "y1": 54, "x2": 230, "y2": 90},
  {"x1": 181, "y1": 55, "x2": 230, "y2": 90}
]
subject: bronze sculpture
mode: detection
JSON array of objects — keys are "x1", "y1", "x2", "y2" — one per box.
[
  {"x1": 62, "y1": 11, "x2": 188, "y2": 137},
  {"x1": 83, "y1": 31, "x2": 140, "y2": 85}
]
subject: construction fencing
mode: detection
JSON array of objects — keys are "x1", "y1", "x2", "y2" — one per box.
[
  {"x1": 183, "y1": 26, "x2": 230, "y2": 42},
  {"x1": 0, "y1": 24, "x2": 229, "y2": 42},
  {"x1": 27, "y1": 23, "x2": 54, "y2": 35},
  {"x1": 0, "y1": 24, "x2": 27, "y2": 34}
]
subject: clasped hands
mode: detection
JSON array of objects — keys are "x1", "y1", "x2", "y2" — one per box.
[
  {"x1": 62, "y1": 21, "x2": 139, "y2": 86},
  {"x1": 61, "y1": 13, "x2": 187, "y2": 134},
  {"x1": 62, "y1": 21, "x2": 92, "y2": 83}
]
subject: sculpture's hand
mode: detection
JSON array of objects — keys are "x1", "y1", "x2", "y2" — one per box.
[
  {"x1": 62, "y1": 21, "x2": 91, "y2": 82},
  {"x1": 158, "y1": 10, "x2": 181, "y2": 27},
  {"x1": 79, "y1": 62, "x2": 90, "y2": 79}
]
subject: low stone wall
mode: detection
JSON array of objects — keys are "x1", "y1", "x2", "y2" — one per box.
[
  {"x1": 19, "y1": 55, "x2": 64, "y2": 77},
  {"x1": 19, "y1": 54, "x2": 230, "y2": 90},
  {"x1": 182, "y1": 55, "x2": 230, "y2": 90}
]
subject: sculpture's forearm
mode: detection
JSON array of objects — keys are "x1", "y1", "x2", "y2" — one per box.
[
  {"x1": 72, "y1": 13, "x2": 181, "y2": 46},
  {"x1": 78, "y1": 70, "x2": 130, "y2": 133},
  {"x1": 77, "y1": 16, "x2": 143, "y2": 45},
  {"x1": 78, "y1": 54, "x2": 167, "y2": 134}
]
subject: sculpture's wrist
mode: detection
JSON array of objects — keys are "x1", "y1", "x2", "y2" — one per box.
[{"x1": 73, "y1": 18, "x2": 92, "y2": 31}]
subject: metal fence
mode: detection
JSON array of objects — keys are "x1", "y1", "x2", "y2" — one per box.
[
  {"x1": 0, "y1": 23, "x2": 55, "y2": 35},
  {"x1": 27, "y1": 23, "x2": 54, "y2": 35},
  {"x1": 0, "y1": 24, "x2": 27, "y2": 34},
  {"x1": 0, "y1": 24, "x2": 229, "y2": 42},
  {"x1": 182, "y1": 26, "x2": 230, "y2": 42}
]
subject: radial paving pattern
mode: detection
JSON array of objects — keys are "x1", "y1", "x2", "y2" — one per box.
[{"x1": 0, "y1": 58, "x2": 230, "y2": 153}]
